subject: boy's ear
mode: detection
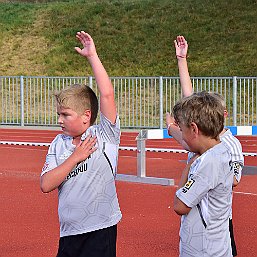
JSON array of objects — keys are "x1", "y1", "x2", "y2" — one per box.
[
  {"x1": 82, "y1": 109, "x2": 91, "y2": 124},
  {"x1": 224, "y1": 110, "x2": 228, "y2": 118},
  {"x1": 190, "y1": 122, "x2": 199, "y2": 136}
]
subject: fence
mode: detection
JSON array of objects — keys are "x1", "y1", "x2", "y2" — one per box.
[{"x1": 0, "y1": 76, "x2": 257, "y2": 128}]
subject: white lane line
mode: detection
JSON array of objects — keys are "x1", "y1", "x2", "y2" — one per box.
[{"x1": 234, "y1": 191, "x2": 257, "y2": 196}]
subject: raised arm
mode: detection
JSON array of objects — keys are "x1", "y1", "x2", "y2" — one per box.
[
  {"x1": 165, "y1": 112, "x2": 190, "y2": 151},
  {"x1": 174, "y1": 35, "x2": 193, "y2": 97},
  {"x1": 75, "y1": 31, "x2": 117, "y2": 123},
  {"x1": 166, "y1": 36, "x2": 194, "y2": 148}
]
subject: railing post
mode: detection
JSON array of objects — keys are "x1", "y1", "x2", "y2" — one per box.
[
  {"x1": 20, "y1": 76, "x2": 24, "y2": 126},
  {"x1": 159, "y1": 76, "x2": 163, "y2": 129},
  {"x1": 232, "y1": 76, "x2": 237, "y2": 126},
  {"x1": 137, "y1": 130, "x2": 146, "y2": 177},
  {"x1": 89, "y1": 76, "x2": 93, "y2": 88}
]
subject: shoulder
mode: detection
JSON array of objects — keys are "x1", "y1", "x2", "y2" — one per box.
[
  {"x1": 51, "y1": 134, "x2": 71, "y2": 144},
  {"x1": 221, "y1": 129, "x2": 242, "y2": 147},
  {"x1": 197, "y1": 143, "x2": 230, "y2": 169},
  {"x1": 100, "y1": 112, "x2": 120, "y2": 127},
  {"x1": 48, "y1": 134, "x2": 71, "y2": 151},
  {"x1": 220, "y1": 130, "x2": 243, "y2": 162}
]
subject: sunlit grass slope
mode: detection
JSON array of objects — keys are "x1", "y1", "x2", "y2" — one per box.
[{"x1": 0, "y1": 0, "x2": 256, "y2": 76}]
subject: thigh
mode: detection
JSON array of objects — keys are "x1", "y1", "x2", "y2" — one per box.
[{"x1": 56, "y1": 225, "x2": 117, "y2": 257}]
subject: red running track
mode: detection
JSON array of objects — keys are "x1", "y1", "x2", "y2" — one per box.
[{"x1": 0, "y1": 128, "x2": 256, "y2": 257}]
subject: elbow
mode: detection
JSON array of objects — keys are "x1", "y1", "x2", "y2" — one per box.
[
  {"x1": 174, "y1": 205, "x2": 185, "y2": 216},
  {"x1": 40, "y1": 176, "x2": 52, "y2": 193},
  {"x1": 174, "y1": 197, "x2": 191, "y2": 215},
  {"x1": 40, "y1": 183, "x2": 50, "y2": 194}
]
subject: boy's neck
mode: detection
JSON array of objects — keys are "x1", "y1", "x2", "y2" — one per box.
[
  {"x1": 198, "y1": 136, "x2": 221, "y2": 155},
  {"x1": 219, "y1": 128, "x2": 227, "y2": 136},
  {"x1": 72, "y1": 136, "x2": 82, "y2": 146}
]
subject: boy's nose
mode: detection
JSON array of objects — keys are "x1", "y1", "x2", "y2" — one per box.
[{"x1": 58, "y1": 117, "x2": 63, "y2": 124}]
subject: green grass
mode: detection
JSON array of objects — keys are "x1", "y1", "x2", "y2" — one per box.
[{"x1": 0, "y1": 0, "x2": 256, "y2": 76}]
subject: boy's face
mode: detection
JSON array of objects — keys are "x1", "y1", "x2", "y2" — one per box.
[
  {"x1": 57, "y1": 105, "x2": 89, "y2": 137},
  {"x1": 179, "y1": 122, "x2": 198, "y2": 153}
]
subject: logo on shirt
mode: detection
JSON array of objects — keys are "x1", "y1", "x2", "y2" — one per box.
[
  {"x1": 182, "y1": 179, "x2": 195, "y2": 193},
  {"x1": 60, "y1": 150, "x2": 73, "y2": 160},
  {"x1": 232, "y1": 162, "x2": 241, "y2": 175},
  {"x1": 66, "y1": 155, "x2": 92, "y2": 180}
]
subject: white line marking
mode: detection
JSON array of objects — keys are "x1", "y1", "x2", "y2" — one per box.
[{"x1": 234, "y1": 191, "x2": 257, "y2": 196}]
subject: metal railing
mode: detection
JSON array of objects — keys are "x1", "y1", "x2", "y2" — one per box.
[{"x1": 1, "y1": 76, "x2": 256, "y2": 128}]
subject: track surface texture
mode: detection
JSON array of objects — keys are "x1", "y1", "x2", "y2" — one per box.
[{"x1": 0, "y1": 128, "x2": 256, "y2": 256}]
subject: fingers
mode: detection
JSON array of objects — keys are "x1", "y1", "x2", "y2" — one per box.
[
  {"x1": 74, "y1": 46, "x2": 82, "y2": 54},
  {"x1": 166, "y1": 112, "x2": 172, "y2": 124},
  {"x1": 175, "y1": 35, "x2": 187, "y2": 47},
  {"x1": 174, "y1": 39, "x2": 178, "y2": 48},
  {"x1": 76, "y1": 31, "x2": 92, "y2": 45},
  {"x1": 166, "y1": 112, "x2": 176, "y2": 128},
  {"x1": 80, "y1": 135, "x2": 97, "y2": 149}
]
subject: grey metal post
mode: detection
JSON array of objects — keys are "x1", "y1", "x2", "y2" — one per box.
[
  {"x1": 159, "y1": 76, "x2": 163, "y2": 129},
  {"x1": 232, "y1": 76, "x2": 237, "y2": 126},
  {"x1": 137, "y1": 130, "x2": 146, "y2": 177},
  {"x1": 20, "y1": 76, "x2": 24, "y2": 126},
  {"x1": 89, "y1": 76, "x2": 93, "y2": 88}
]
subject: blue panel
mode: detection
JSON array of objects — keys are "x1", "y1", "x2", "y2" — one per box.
[
  {"x1": 163, "y1": 129, "x2": 172, "y2": 138},
  {"x1": 226, "y1": 126, "x2": 237, "y2": 135},
  {"x1": 252, "y1": 126, "x2": 257, "y2": 135}
]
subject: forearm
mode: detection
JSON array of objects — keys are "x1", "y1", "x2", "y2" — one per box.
[
  {"x1": 87, "y1": 54, "x2": 114, "y2": 98},
  {"x1": 177, "y1": 58, "x2": 193, "y2": 97},
  {"x1": 168, "y1": 123, "x2": 190, "y2": 151},
  {"x1": 87, "y1": 54, "x2": 116, "y2": 122},
  {"x1": 40, "y1": 155, "x2": 78, "y2": 193},
  {"x1": 177, "y1": 163, "x2": 191, "y2": 189},
  {"x1": 174, "y1": 163, "x2": 192, "y2": 215}
]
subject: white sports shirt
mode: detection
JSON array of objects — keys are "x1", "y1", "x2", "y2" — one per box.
[
  {"x1": 177, "y1": 142, "x2": 233, "y2": 257},
  {"x1": 220, "y1": 128, "x2": 244, "y2": 183},
  {"x1": 41, "y1": 113, "x2": 122, "y2": 237}
]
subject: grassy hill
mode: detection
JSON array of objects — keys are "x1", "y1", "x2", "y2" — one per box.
[{"x1": 0, "y1": 0, "x2": 256, "y2": 76}]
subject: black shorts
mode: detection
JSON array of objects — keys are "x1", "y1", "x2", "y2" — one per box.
[
  {"x1": 229, "y1": 218, "x2": 237, "y2": 256},
  {"x1": 56, "y1": 225, "x2": 117, "y2": 257}
]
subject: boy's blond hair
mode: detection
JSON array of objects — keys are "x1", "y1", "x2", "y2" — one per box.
[
  {"x1": 173, "y1": 91, "x2": 224, "y2": 139},
  {"x1": 55, "y1": 84, "x2": 98, "y2": 125}
]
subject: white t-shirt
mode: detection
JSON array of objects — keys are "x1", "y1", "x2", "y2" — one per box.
[
  {"x1": 177, "y1": 142, "x2": 233, "y2": 257},
  {"x1": 41, "y1": 113, "x2": 122, "y2": 237}
]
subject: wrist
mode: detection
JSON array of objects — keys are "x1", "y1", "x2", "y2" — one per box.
[
  {"x1": 167, "y1": 122, "x2": 174, "y2": 130},
  {"x1": 86, "y1": 53, "x2": 99, "y2": 62},
  {"x1": 167, "y1": 122, "x2": 175, "y2": 132},
  {"x1": 176, "y1": 55, "x2": 187, "y2": 59}
]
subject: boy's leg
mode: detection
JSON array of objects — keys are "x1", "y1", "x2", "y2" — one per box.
[
  {"x1": 56, "y1": 225, "x2": 117, "y2": 257},
  {"x1": 229, "y1": 218, "x2": 237, "y2": 256}
]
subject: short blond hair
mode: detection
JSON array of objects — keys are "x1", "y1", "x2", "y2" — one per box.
[
  {"x1": 55, "y1": 84, "x2": 98, "y2": 125},
  {"x1": 173, "y1": 91, "x2": 224, "y2": 139}
]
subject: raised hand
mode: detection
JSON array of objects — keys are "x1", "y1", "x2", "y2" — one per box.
[
  {"x1": 72, "y1": 135, "x2": 97, "y2": 163},
  {"x1": 166, "y1": 112, "x2": 176, "y2": 128},
  {"x1": 75, "y1": 31, "x2": 97, "y2": 58},
  {"x1": 174, "y1": 35, "x2": 188, "y2": 59}
]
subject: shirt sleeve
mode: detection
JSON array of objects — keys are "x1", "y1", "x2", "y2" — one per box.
[
  {"x1": 98, "y1": 112, "x2": 120, "y2": 145},
  {"x1": 40, "y1": 135, "x2": 60, "y2": 176},
  {"x1": 223, "y1": 137, "x2": 244, "y2": 183},
  {"x1": 176, "y1": 155, "x2": 219, "y2": 208}
]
